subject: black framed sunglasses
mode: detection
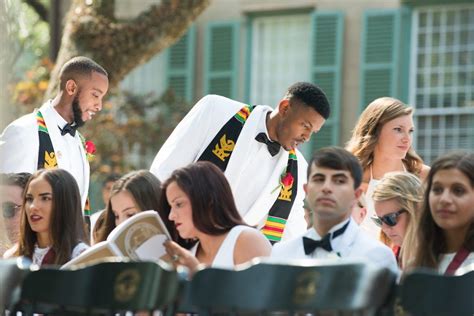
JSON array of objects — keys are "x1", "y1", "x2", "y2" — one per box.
[
  {"x1": 2, "y1": 201, "x2": 21, "y2": 219},
  {"x1": 371, "y1": 209, "x2": 406, "y2": 227}
]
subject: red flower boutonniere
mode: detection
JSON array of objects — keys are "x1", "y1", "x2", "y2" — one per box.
[
  {"x1": 271, "y1": 171, "x2": 294, "y2": 194},
  {"x1": 84, "y1": 140, "x2": 96, "y2": 161}
]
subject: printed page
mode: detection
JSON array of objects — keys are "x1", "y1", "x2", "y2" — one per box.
[
  {"x1": 107, "y1": 210, "x2": 171, "y2": 261},
  {"x1": 61, "y1": 241, "x2": 122, "y2": 269}
]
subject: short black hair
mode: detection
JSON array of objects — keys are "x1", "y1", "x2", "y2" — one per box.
[
  {"x1": 59, "y1": 56, "x2": 108, "y2": 90},
  {"x1": 284, "y1": 82, "x2": 331, "y2": 119},
  {"x1": 102, "y1": 173, "x2": 121, "y2": 187},
  {"x1": 0, "y1": 172, "x2": 32, "y2": 190},
  {"x1": 307, "y1": 147, "x2": 363, "y2": 189}
]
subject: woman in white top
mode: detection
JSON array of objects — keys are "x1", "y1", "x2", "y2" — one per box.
[
  {"x1": 346, "y1": 97, "x2": 430, "y2": 238},
  {"x1": 408, "y1": 151, "x2": 474, "y2": 275},
  {"x1": 3, "y1": 169, "x2": 88, "y2": 266},
  {"x1": 160, "y1": 161, "x2": 272, "y2": 274}
]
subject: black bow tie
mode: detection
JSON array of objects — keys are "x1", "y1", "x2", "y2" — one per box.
[
  {"x1": 303, "y1": 220, "x2": 350, "y2": 255},
  {"x1": 59, "y1": 123, "x2": 77, "y2": 137},
  {"x1": 255, "y1": 132, "x2": 281, "y2": 156}
]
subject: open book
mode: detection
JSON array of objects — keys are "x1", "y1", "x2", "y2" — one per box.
[{"x1": 63, "y1": 210, "x2": 171, "y2": 269}]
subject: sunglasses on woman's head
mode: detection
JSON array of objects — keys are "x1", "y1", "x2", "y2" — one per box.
[
  {"x1": 371, "y1": 209, "x2": 406, "y2": 227},
  {"x1": 2, "y1": 201, "x2": 21, "y2": 219}
]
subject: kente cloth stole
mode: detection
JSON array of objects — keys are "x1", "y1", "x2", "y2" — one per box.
[
  {"x1": 36, "y1": 111, "x2": 58, "y2": 170},
  {"x1": 35, "y1": 111, "x2": 92, "y2": 219},
  {"x1": 197, "y1": 105, "x2": 298, "y2": 244}
]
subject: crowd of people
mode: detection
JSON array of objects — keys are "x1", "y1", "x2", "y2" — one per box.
[{"x1": 0, "y1": 56, "x2": 473, "y2": 280}]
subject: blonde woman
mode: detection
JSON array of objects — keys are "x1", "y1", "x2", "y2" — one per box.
[
  {"x1": 372, "y1": 172, "x2": 424, "y2": 268},
  {"x1": 346, "y1": 97, "x2": 430, "y2": 238}
]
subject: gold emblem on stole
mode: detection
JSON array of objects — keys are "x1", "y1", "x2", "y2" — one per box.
[
  {"x1": 44, "y1": 152, "x2": 58, "y2": 169},
  {"x1": 212, "y1": 134, "x2": 235, "y2": 162},
  {"x1": 278, "y1": 184, "x2": 292, "y2": 201}
]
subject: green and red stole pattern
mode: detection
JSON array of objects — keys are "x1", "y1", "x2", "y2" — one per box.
[
  {"x1": 36, "y1": 111, "x2": 91, "y2": 218},
  {"x1": 197, "y1": 105, "x2": 298, "y2": 243}
]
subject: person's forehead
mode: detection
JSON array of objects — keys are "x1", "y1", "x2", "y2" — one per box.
[
  {"x1": 384, "y1": 114, "x2": 413, "y2": 127},
  {"x1": 78, "y1": 71, "x2": 108, "y2": 89},
  {"x1": 309, "y1": 165, "x2": 352, "y2": 178},
  {"x1": 292, "y1": 103, "x2": 325, "y2": 124}
]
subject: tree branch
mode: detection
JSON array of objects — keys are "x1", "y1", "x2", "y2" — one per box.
[
  {"x1": 74, "y1": 0, "x2": 210, "y2": 87},
  {"x1": 23, "y1": 0, "x2": 49, "y2": 23},
  {"x1": 45, "y1": 0, "x2": 210, "y2": 98}
]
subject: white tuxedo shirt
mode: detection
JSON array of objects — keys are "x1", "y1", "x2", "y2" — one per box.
[
  {"x1": 0, "y1": 101, "x2": 89, "y2": 208},
  {"x1": 271, "y1": 218, "x2": 398, "y2": 272},
  {"x1": 150, "y1": 95, "x2": 307, "y2": 241}
]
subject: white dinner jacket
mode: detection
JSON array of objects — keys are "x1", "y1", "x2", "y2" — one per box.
[
  {"x1": 150, "y1": 95, "x2": 307, "y2": 241},
  {"x1": 0, "y1": 102, "x2": 90, "y2": 208}
]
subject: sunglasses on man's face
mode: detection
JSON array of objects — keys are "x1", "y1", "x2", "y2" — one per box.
[
  {"x1": 371, "y1": 209, "x2": 406, "y2": 227},
  {"x1": 2, "y1": 202, "x2": 21, "y2": 219}
]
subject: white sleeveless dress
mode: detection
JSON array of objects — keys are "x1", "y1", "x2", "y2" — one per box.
[{"x1": 191, "y1": 225, "x2": 255, "y2": 269}]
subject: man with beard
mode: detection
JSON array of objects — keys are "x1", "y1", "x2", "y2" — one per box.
[{"x1": 0, "y1": 56, "x2": 109, "y2": 209}]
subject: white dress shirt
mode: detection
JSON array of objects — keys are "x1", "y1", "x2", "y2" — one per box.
[
  {"x1": 271, "y1": 218, "x2": 398, "y2": 273},
  {"x1": 150, "y1": 95, "x2": 307, "y2": 241}
]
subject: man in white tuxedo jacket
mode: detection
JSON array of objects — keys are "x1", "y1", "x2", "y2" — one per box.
[
  {"x1": 272, "y1": 147, "x2": 398, "y2": 272},
  {"x1": 150, "y1": 82, "x2": 330, "y2": 242},
  {"x1": 0, "y1": 57, "x2": 109, "y2": 209}
]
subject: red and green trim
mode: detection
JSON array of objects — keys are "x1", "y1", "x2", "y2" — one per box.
[
  {"x1": 288, "y1": 150, "x2": 297, "y2": 160},
  {"x1": 234, "y1": 105, "x2": 253, "y2": 124},
  {"x1": 261, "y1": 216, "x2": 287, "y2": 242},
  {"x1": 36, "y1": 111, "x2": 48, "y2": 134}
]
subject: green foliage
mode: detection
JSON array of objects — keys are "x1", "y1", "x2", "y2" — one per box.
[
  {"x1": 84, "y1": 89, "x2": 191, "y2": 178},
  {"x1": 8, "y1": 1, "x2": 50, "y2": 78}
]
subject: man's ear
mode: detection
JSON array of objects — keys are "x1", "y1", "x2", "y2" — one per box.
[
  {"x1": 354, "y1": 187, "x2": 363, "y2": 199},
  {"x1": 278, "y1": 99, "x2": 290, "y2": 116},
  {"x1": 303, "y1": 183, "x2": 308, "y2": 194},
  {"x1": 65, "y1": 79, "x2": 78, "y2": 96}
]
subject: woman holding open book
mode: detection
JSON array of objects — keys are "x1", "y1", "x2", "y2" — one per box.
[
  {"x1": 3, "y1": 169, "x2": 89, "y2": 266},
  {"x1": 160, "y1": 161, "x2": 272, "y2": 274},
  {"x1": 95, "y1": 170, "x2": 162, "y2": 243}
]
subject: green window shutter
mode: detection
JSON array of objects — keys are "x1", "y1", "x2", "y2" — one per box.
[
  {"x1": 166, "y1": 25, "x2": 196, "y2": 102},
  {"x1": 204, "y1": 21, "x2": 240, "y2": 99},
  {"x1": 360, "y1": 9, "x2": 401, "y2": 110},
  {"x1": 310, "y1": 11, "x2": 344, "y2": 150}
]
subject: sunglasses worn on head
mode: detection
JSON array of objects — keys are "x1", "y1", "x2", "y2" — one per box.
[
  {"x1": 2, "y1": 202, "x2": 21, "y2": 219},
  {"x1": 371, "y1": 209, "x2": 406, "y2": 227}
]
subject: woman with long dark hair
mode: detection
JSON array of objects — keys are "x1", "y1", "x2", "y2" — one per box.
[
  {"x1": 4, "y1": 169, "x2": 88, "y2": 266},
  {"x1": 95, "y1": 170, "x2": 161, "y2": 243},
  {"x1": 408, "y1": 151, "x2": 474, "y2": 274},
  {"x1": 160, "y1": 161, "x2": 271, "y2": 273}
]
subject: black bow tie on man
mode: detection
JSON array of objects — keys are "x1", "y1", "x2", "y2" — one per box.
[
  {"x1": 59, "y1": 123, "x2": 77, "y2": 137},
  {"x1": 255, "y1": 132, "x2": 281, "y2": 156},
  {"x1": 303, "y1": 220, "x2": 350, "y2": 255}
]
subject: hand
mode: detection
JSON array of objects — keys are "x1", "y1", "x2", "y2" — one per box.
[{"x1": 164, "y1": 240, "x2": 202, "y2": 275}]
